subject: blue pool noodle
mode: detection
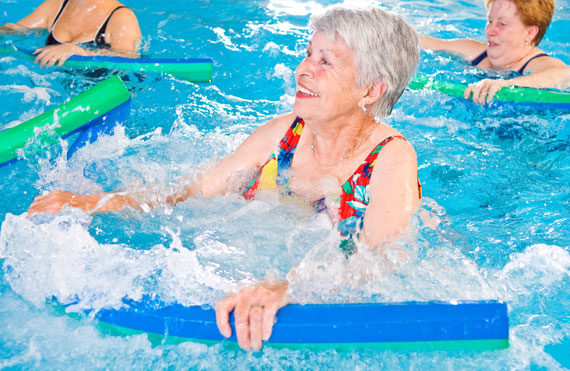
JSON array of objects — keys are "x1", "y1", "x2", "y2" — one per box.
[{"x1": 94, "y1": 299, "x2": 508, "y2": 346}]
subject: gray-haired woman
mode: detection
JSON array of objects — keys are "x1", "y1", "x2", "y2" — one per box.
[{"x1": 28, "y1": 5, "x2": 422, "y2": 350}]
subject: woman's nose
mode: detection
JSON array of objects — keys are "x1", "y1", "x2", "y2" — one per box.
[
  {"x1": 486, "y1": 22, "x2": 497, "y2": 36},
  {"x1": 295, "y1": 57, "x2": 314, "y2": 79}
]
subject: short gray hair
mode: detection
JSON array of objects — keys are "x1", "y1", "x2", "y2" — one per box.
[{"x1": 310, "y1": 5, "x2": 420, "y2": 119}]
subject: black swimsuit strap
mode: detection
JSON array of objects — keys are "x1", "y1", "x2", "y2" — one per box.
[
  {"x1": 517, "y1": 53, "x2": 549, "y2": 74},
  {"x1": 51, "y1": 0, "x2": 70, "y2": 31},
  {"x1": 45, "y1": 0, "x2": 71, "y2": 45},
  {"x1": 471, "y1": 50, "x2": 487, "y2": 66},
  {"x1": 94, "y1": 6, "x2": 129, "y2": 46}
]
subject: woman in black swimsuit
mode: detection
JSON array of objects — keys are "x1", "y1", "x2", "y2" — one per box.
[
  {"x1": 421, "y1": 0, "x2": 569, "y2": 105},
  {"x1": 0, "y1": 0, "x2": 141, "y2": 67}
]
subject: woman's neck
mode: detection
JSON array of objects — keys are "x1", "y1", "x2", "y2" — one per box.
[
  {"x1": 489, "y1": 45, "x2": 535, "y2": 71},
  {"x1": 309, "y1": 113, "x2": 379, "y2": 167}
]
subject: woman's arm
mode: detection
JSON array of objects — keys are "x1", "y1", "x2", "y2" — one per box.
[
  {"x1": 421, "y1": 35, "x2": 487, "y2": 62},
  {"x1": 360, "y1": 137, "x2": 420, "y2": 247},
  {"x1": 104, "y1": 7, "x2": 141, "y2": 55},
  {"x1": 0, "y1": 0, "x2": 60, "y2": 32},
  {"x1": 28, "y1": 113, "x2": 295, "y2": 216},
  {"x1": 464, "y1": 57, "x2": 569, "y2": 105}
]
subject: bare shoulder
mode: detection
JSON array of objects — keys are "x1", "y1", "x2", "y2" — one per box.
[
  {"x1": 360, "y1": 135, "x2": 420, "y2": 245},
  {"x1": 106, "y1": 5, "x2": 141, "y2": 48},
  {"x1": 16, "y1": 0, "x2": 64, "y2": 29},
  {"x1": 227, "y1": 112, "x2": 298, "y2": 167},
  {"x1": 109, "y1": 5, "x2": 139, "y2": 24},
  {"x1": 375, "y1": 136, "x2": 417, "y2": 169},
  {"x1": 368, "y1": 133, "x2": 418, "y2": 192},
  {"x1": 251, "y1": 112, "x2": 298, "y2": 138},
  {"x1": 525, "y1": 54, "x2": 567, "y2": 74}
]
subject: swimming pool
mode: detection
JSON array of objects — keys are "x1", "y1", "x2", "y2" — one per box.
[{"x1": 1, "y1": 0, "x2": 569, "y2": 368}]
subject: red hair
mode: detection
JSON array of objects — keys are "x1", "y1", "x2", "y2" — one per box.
[{"x1": 486, "y1": 0, "x2": 555, "y2": 45}]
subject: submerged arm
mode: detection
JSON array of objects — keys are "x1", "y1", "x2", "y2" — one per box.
[{"x1": 28, "y1": 113, "x2": 293, "y2": 216}]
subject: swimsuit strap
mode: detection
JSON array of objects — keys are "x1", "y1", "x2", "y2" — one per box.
[
  {"x1": 471, "y1": 50, "x2": 488, "y2": 66},
  {"x1": 243, "y1": 117, "x2": 305, "y2": 199},
  {"x1": 45, "y1": 0, "x2": 70, "y2": 45},
  {"x1": 517, "y1": 53, "x2": 549, "y2": 74},
  {"x1": 50, "y1": 0, "x2": 70, "y2": 31},
  {"x1": 94, "y1": 5, "x2": 129, "y2": 46},
  {"x1": 336, "y1": 135, "x2": 413, "y2": 255},
  {"x1": 472, "y1": 49, "x2": 549, "y2": 74},
  {"x1": 337, "y1": 136, "x2": 407, "y2": 235}
]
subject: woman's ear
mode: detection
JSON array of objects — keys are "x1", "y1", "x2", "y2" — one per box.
[
  {"x1": 361, "y1": 80, "x2": 387, "y2": 107},
  {"x1": 527, "y1": 25, "x2": 539, "y2": 45}
]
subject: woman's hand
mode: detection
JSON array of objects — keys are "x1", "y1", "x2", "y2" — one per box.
[
  {"x1": 32, "y1": 44, "x2": 90, "y2": 68},
  {"x1": 215, "y1": 281, "x2": 289, "y2": 351},
  {"x1": 0, "y1": 23, "x2": 32, "y2": 34},
  {"x1": 464, "y1": 78, "x2": 511, "y2": 105}
]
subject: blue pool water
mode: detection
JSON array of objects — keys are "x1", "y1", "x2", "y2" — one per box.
[{"x1": 1, "y1": 0, "x2": 569, "y2": 368}]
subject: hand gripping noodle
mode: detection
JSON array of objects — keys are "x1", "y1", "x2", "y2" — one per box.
[
  {"x1": 55, "y1": 298, "x2": 509, "y2": 350},
  {"x1": 0, "y1": 45, "x2": 213, "y2": 83},
  {"x1": 409, "y1": 73, "x2": 570, "y2": 109}
]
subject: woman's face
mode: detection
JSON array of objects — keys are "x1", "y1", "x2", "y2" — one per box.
[
  {"x1": 485, "y1": 0, "x2": 534, "y2": 64},
  {"x1": 293, "y1": 31, "x2": 366, "y2": 124}
]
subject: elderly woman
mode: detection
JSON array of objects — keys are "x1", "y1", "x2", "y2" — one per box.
[
  {"x1": 27, "y1": 5, "x2": 421, "y2": 350},
  {"x1": 0, "y1": 0, "x2": 141, "y2": 67},
  {"x1": 421, "y1": 0, "x2": 570, "y2": 105}
]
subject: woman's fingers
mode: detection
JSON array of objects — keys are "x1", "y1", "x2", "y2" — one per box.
[
  {"x1": 464, "y1": 85, "x2": 473, "y2": 99},
  {"x1": 486, "y1": 82, "x2": 503, "y2": 103},
  {"x1": 234, "y1": 297, "x2": 254, "y2": 350},
  {"x1": 215, "y1": 282, "x2": 289, "y2": 351},
  {"x1": 32, "y1": 45, "x2": 79, "y2": 68},
  {"x1": 465, "y1": 79, "x2": 507, "y2": 106},
  {"x1": 215, "y1": 294, "x2": 236, "y2": 338},
  {"x1": 472, "y1": 81, "x2": 487, "y2": 105},
  {"x1": 249, "y1": 305, "x2": 263, "y2": 351},
  {"x1": 262, "y1": 303, "x2": 278, "y2": 341}
]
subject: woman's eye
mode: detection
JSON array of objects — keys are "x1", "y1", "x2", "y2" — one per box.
[{"x1": 321, "y1": 58, "x2": 330, "y2": 65}]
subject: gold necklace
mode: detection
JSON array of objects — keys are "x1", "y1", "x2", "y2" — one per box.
[{"x1": 311, "y1": 126, "x2": 375, "y2": 168}]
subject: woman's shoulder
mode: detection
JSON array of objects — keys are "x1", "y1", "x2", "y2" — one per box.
[
  {"x1": 16, "y1": 0, "x2": 65, "y2": 29},
  {"x1": 524, "y1": 50, "x2": 567, "y2": 74},
  {"x1": 372, "y1": 126, "x2": 418, "y2": 168},
  {"x1": 262, "y1": 112, "x2": 299, "y2": 132},
  {"x1": 238, "y1": 113, "x2": 298, "y2": 150}
]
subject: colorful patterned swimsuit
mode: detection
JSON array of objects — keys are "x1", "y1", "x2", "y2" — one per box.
[{"x1": 244, "y1": 117, "x2": 421, "y2": 254}]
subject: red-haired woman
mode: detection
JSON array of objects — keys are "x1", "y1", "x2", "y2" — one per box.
[{"x1": 422, "y1": 0, "x2": 570, "y2": 104}]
